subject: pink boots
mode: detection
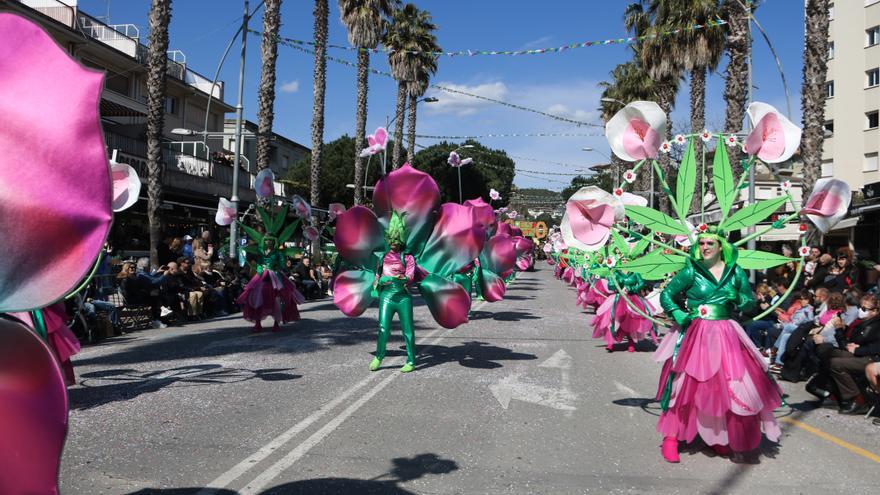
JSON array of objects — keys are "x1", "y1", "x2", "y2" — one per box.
[{"x1": 661, "y1": 437, "x2": 680, "y2": 463}]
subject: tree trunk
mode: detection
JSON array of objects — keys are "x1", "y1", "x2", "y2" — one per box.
[
  {"x1": 353, "y1": 50, "x2": 370, "y2": 205},
  {"x1": 406, "y1": 91, "x2": 418, "y2": 164},
  {"x1": 690, "y1": 67, "x2": 706, "y2": 216},
  {"x1": 722, "y1": 0, "x2": 751, "y2": 173},
  {"x1": 310, "y1": 0, "x2": 328, "y2": 261},
  {"x1": 310, "y1": 0, "x2": 327, "y2": 208},
  {"x1": 801, "y1": 0, "x2": 831, "y2": 246},
  {"x1": 392, "y1": 81, "x2": 407, "y2": 169},
  {"x1": 256, "y1": 0, "x2": 281, "y2": 173},
  {"x1": 145, "y1": 0, "x2": 172, "y2": 269},
  {"x1": 657, "y1": 83, "x2": 674, "y2": 216}
]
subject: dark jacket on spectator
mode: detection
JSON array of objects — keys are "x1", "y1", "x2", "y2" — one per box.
[{"x1": 840, "y1": 316, "x2": 880, "y2": 360}]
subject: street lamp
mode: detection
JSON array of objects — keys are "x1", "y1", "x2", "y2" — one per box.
[
  {"x1": 600, "y1": 97, "x2": 625, "y2": 106},
  {"x1": 379, "y1": 96, "x2": 440, "y2": 175}
]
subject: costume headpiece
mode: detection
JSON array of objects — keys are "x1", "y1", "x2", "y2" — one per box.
[{"x1": 384, "y1": 211, "x2": 407, "y2": 247}]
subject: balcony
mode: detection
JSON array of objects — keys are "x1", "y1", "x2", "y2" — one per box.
[{"x1": 16, "y1": 0, "x2": 223, "y2": 99}]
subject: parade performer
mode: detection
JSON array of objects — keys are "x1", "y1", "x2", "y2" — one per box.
[
  {"x1": 458, "y1": 197, "x2": 517, "y2": 304},
  {"x1": 232, "y1": 174, "x2": 307, "y2": 333},
  {"x1": 563, "y1": 100, "x2": 851, "y2": 461},
  {"x1": 333, "y1": 165, "x2": 486, "y2": 372},
  {"x1": 1, "y1": 12, "x2": 122, "y2": 493}
]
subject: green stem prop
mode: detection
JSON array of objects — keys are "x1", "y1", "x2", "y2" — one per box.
[
  {"x1": 732, "y1": 207, "x2": 798, "y2": 247},
  {"x1": 650, "y1": 159, "x2": 696, "y2": 245},
  {"x1": 608, "y1": 269, "x2": 667, "y2": 328},
  {"x1": 612, "y1": 226, "x2": 691, "y2": 257}
]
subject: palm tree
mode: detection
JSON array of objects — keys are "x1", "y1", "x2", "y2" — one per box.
[
  {"x1": 406, "y1": 51, "x2": 439, "y2": 164},
  {"x1": 650, "y1": 0, "x2": 725, "y2": 213},
  {"x1": 338, "y1": 0, "x2": 398, "y2": 204},
  {"x1": 311, "y1": 0, "x2": 328, "y2": 208},
  {"x1": 385, "y1": 4, "x2": 437, "y2": 169},
  {"x1": 721, "y1": 0, "x2": 752, "y2": 172},
  {"x1": 800, "y1": 0, "x2": 832, "y2": 245},
  {"x1": 625, "y1": 1, "x2": 683, "y2": 215},
  {"x1": 145, "y1": 0, "x2": 173, "y2": 268},
  {"x1": 256, "y1": 0, "x2": 282, "y2": 173}
]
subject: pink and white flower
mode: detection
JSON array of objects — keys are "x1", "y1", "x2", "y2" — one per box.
[
  {"x1": 255, "y1": 168, "x2": 275, "y2": 199},
  {"x1": 328, "y1": 203, "x2": 347, "y2": 221},
  {"x1": 725, "y1": 135, "x2": 738, "y2": 147},
  {"x1": 290, "y1": 195, "x2": 312, "y2": 219},
  {"x1": 605, "y1": 101, "x2": 666, "y2": 162},
  {"x1": 700, "y1": 130, "x2": 712, "y2": 142},
  {"x1": 304, "y1": 226, "x2": 320, "y2": 241},
  {"x1": 798, "y1": 246, "x2": 810, "y2": 257},
  {"x1": 698, "y1": 223, "x2": 708, "y2": 232},
  {"x1": 623, "y1": 169, "x2": 637, "y2": 184},
  {"x1": 743, "y1": 102, "x2": 802, "y2": 163},
  {"x1": 215, "y1": 197, "x2": 236, "y2": 226},
  {"x1": 604, "y1": 256, "x2": 617, "y2": 268},
  {"x1": 508, "y1": 210, "x2": 518, "y2": 219},
  {"x1": 698, "y1": 304, "x2": 709, "y2": 317},
  {"x1": 358, "y1": 127, "x2": 388, "y2": 157},
  {"x1": 560, "y1": 186, "x2": 626, "y2": 252},
  {"x1": 110, "y1": 159, "x2": 142, "y2": 212},
  {"x1": 447, "y1": 151, "x2": 473, "y2": 168},
  {"x1": 780, "y1": 180, "x2": 792, "y2": 192},
  {"x1": 659, "y1": 141, "x2": 672, "y2": 154},
  {"x1": 802, "y1": 178, "x2": 852, "y2": 234},
  {"x1": 489, "y1": 188, "x2": 501, "y2": 201},
  {"x1": 674, "y1": 134, "x2": 686, "y2": 145},
  {"x1": 613, "y1": 187, "x2": 624, "y2": 197}
]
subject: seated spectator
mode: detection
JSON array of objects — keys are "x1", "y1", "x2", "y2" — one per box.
[
  {"x1": 192, "y1": 238, "x2": 214, "y2": 267},
  {"x1": 318, "y1": 260, "x2": 333, "y2": 296},
  {"x1": 806, "y1": 254, "x2": 833, "y2": 290},
  {"x1": 177, "y1": 257, "x2": 206, "y2": 319},
  {"x1": 283, "y1": 257, "x2": 296, "y2": 277},
  {"x1": 777, "y1": 291, "x2": 845, "y2": 381},
  {"x1": 83, "y1": 297, "x2": 120, "y2": 333},
  {"x1": 182, "y1": 235, "x2": 194, "y2": 260},
  {"x1": 842, "y1": 289, "x2": 862, "y2": 326},
  {"x1": 807, "y1": 294, "x2": 880, "y2": 414},
  {"x1": 292, "y1": 256, "x2": 320, "y2": 299},
  {"x1": 118, "y1": 259, "x2": 167, "y2": 329},
  {"x1": 744, "y1": 283, "x2": 779, "y2": 352},
  {"x1": 867, "y1": 362, "x2": 880, "y2": 395},
  {"x1": 198, "y1": 261, "x2": 229, "y2": 317},
  {"x1": 159, "y1": 262, "x2": 189, "y2": 322},
  {"x1": 824, "y1": 254, "x2": 858, "y2": 292}
]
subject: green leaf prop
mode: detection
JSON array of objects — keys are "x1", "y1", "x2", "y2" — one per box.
[
  {"x1": 623, "y1": 250, "x2": 687, "y2": 280},
  {"x1": 720, "y1": 195, "x2": 789, "y2": 232},
  {"x1": 630, "y1": 235, "x2": 652, "y2": 258},
  {"x1": 675, "y1": 138, "x2": 697, "y2": 219},
  {"x1": 713, "y1": 136, "x2": 735, "y2": 219},
  {"x1": 590, "y1": 266, "x2": 610, "y2": 277},
  {"x1": 239, "y1": 224, "x2": 264, "y2": 246},
  {"x1": 276, "y1": 218, "x2": 302, "y2": 245},
  {"x1": 257, "y1": 207, "x2": 273, "y2": 234},
  {"x1": 271, "y1": 205, "x2": 289, "y2": 235},
  {"x1": 625, "y1": 205, "x2": 691, "y2": 235},
  {"x1": 242, "y1": 245, "x2": 262, "y2": 256},
  {"x1": 736, "y1": 249, "x2": 799, "y2": 270},
  {"x1": 610, "y1": 229, "x2": 630, "y2": 256}
]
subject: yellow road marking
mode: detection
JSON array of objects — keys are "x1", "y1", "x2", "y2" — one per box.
[{"x1": 781, "y1": 417, "x2": 880, "y2": 464}]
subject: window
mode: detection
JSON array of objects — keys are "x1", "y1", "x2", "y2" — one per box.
[
  {"x1": 869, "y1": 68, "x2": 880, "y2": 88},
  {"x1": 824, "y1": 120, "x2": 834, "y2": 134},
  {"x1": 866, "y1": 153, "x2": 879, "y2": 172},
  {"x1": 821, "y1": 160, "x2": 834, "y2": 177},
  {"x1": 868, "y1": 26, "x2": 880, "y2": 47},
  {"x1": 868, "y1": 111, "x2": 879, "y2": 129},
  {"x1": 164, "y1": 96, "x2": 179, "y2": 115},
  {"x1": 826, "y1": 81, "x2": 835, "y2": 98},
  {"x1": 828, "y1": 41, "x2": 835, "y2": 60}
]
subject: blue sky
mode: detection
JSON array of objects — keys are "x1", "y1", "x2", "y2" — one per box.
[{"x1": 80, "y1": 0, "x2": 806, "y2": 191}]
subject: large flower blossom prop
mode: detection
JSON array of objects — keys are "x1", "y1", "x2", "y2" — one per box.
[
  {"x1": 110, "y1": 158, "x2": 142, "y2": 212},
  {"x1": 802, "y1": 178, "x2": 852, "y2": 234},
  {"x1": 606, "y1": 101, "x2": 666, "y2": 161},
  {"x1": 476, "y1": 233, "x2": 517, "y2": 302},
  {"x1": 1, "y1": 13, "x2": 113, "y2": 312},
  {"x1": 334, "y1": 165, "x2": 487, "y2": 328},
  {"x1": 254, "y1": 168, "x2": 275, "y2": 199},
  {"x1": 359, "y1": 127, "x2": 388, "y2": 157},
  {"x1": 743, "y1": 102, "x2": 801, "y2": 164},
  {"x1": 561, "y1": 186, "x2": 625, "y2": 252}
]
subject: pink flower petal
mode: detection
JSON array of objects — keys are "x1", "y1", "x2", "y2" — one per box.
[
  {"x1": 255, "y1": 168, "x2": 275, "y2": 199},
  {"x1": 110, "y1": 161, "x2": 141, "y2": 212},
  {"x1": 333, "y1": 206, "x2": 386, "y2": 268},
  {"x1": 622, "y1": 118, "x2": 661, "y2": 160},
  {"x1": 215, "y1": 198, "x2": 236, "y2": 226}
]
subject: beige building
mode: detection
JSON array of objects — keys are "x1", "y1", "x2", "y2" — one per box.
[{"x1": 822, "y1": 0, "x2": 880, "y2": 255}]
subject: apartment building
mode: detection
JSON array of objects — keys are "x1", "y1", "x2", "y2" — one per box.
[{"x1": 823, "y1": 0, "x2": 880, "y2": 255}]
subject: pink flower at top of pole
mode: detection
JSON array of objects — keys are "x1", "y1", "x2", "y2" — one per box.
[
  {"x1": 801, "y1": 178, "x2": 852, "y2": 234},
  {"x1": 606, "y1": 101, "x2": 667, "y2": 162},
  {"x1": 255, "y1": 168, "x2": 275, "y2": 199},
  {"x1": 110, "y1": 159, "x2": 142, "y2": 212},
  {"x1": 359, "y1": 126, "x2": 388, "y2": 157},
  {"x1": 743, "y1": 102, "x2": 802, "y2": 164},
  {"x1": 447, "y1": 151, "x2": 473, "y2": 168},
  {"x1": 215, "y1": 198, "x2": 236, "y2": 226},
  {"x1": 489, "y1": 188, "x2": 501, "y2": 201},
  {"x1": 304, "y1": 226, "x2": 320, "y2": 241},
  {"x1": 327, "y1": 203, "x2": 347, "y2": 221},
  {"x1": 290, "y1": 194, "x2": 312, "y2": 219}
]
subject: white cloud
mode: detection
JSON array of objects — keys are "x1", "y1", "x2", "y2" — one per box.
[
  {"x1": 425, "y1": 81, "x2": 508, "y2": 116},
  {"x1": 280, "y1": 80, "x2": 300, "y2": 93}
]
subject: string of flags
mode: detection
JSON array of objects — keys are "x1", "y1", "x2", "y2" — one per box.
[
  {"x1": 416, "y1": 132, "x2": 603, "y2": 139},
  {"x1": 263, "y1": 20, "x2": 727, "y2": 57}
]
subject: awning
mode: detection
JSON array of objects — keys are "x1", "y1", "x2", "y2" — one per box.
[
  {"x1": 101, "y1": 89, "x2": 147, "y2": 117},
  {"x1": 830, "y1": 216, "x2": 859, "y2": 231},
  {"x1": 740, "y1": 223, "x2": 802, "y2": 242}
]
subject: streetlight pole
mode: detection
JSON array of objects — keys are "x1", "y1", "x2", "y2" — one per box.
[{"x1": 229, "y1": 0, "x2": 249, "y2": 262}]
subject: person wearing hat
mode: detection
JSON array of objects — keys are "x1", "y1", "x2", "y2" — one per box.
[{"x1": 182, "y1": 235, "x2": 194, "y2": 260}]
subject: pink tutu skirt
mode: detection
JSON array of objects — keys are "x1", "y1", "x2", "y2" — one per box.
[
  {"x1": 591, "y1": 294, "x2": 655, "y2": 346},
  {"x1": 10, "y1": 302, "x2": 80, "y2": 386},
  {"x1": 582, "y1": 279, "x2": 610, "y2": 310},
  {"x1": 653, "y1": 318, "x2": 782, "y2": 452},
  {"x1": 561, "y1": 266, "x2": 575, "y2": 286},
  {"x1": 554, "y1": 264, "x2": 563, "y2": 279},
  {"x1": 237, "y1": 270, "x2": 305, "y2": 323}
]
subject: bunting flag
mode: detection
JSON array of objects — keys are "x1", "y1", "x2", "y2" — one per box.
[
  {"x1": 416, "y1": 132, "x2": 603, "y2": 139},
  {"x1": 257, "y1": 19, "x2": 726, "y2": 57}
]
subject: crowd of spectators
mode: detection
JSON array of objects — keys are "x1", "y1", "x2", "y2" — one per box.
[{"x1": 741, "y1": 244, "x2": 880, "y2": 415}]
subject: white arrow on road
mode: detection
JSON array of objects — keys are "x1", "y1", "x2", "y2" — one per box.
[
  {"x1": 489, "y1": 374, "x2": 577, "y2": 411},
  {"x1": 538, "y1": 349, "x2": 572, "y2": 370}
]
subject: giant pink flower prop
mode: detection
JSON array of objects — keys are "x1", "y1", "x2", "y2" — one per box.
[
  {"x1": 110, "y1": 159, "x2": 141, "y2": 212},
  {"x1": 290, "y1": 194, "x2": 312, "y2": 219},
  {"x1": 447, "y1": 151, "x2": 473, "y2": 168},
  {"x1": 561, "y1": 186, "x2": 625, "y2": 251},
  {"x1": 802, "y1": 178, "x2": 852, "y2": 233},
  {"x1": 327, "y1": 203, "x2": 346, "y2": 221},
  {"x1": 359, "y1": 127, "x2": 388, "y2": 157},
  {"x1": 743, "y1": 102, "x2": 802, "y2": 164},
  {"x1": 606, "y1": 101, "x2": 666, "y2": 162},
  {"x1": 215, "y1": 198, "x2": 236, "y2": 226},
  {"x1": 255, "y1": 168, "x2": 275, "y2": 199},
  {"x1": 463, "y1": 197, "x2": 496, "y2": 229},
  {"x1": 0, "y1": 13, "x2": 112, "y2": 312}
]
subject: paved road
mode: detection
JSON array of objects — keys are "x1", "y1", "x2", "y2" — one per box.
[{"x1": 62, "y1": 265, "x2": 880, "y2": 494}]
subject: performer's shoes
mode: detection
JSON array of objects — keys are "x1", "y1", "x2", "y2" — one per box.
[
  {"x1": 711, "y1": 444, "x2": 731, "y2": 457},
  {"x1": 627, "y1": 342, "x2": 635, "y2": 353},
  {"x1": 661, "y1": 437, "x2": 680, "y2": 463},
  {"x1": 606, "y1": 345, "x2": 614, "y2": 352},
  {"x1": 400, "y1": 362, "x2": 415, "y2": 373},
  {"x1": 271, "y1": 322, "x2": 281, "y2": 333},
  {"x1": 251, "y1": 322, "x2": 262, "y2": 333},
  {"x1": 369, "y1": 358, "x2": 382, "y2": 372}
]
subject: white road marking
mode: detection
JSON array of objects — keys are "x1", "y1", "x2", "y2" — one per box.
[
  {"x1": 200, "y1": 299, "x2": 489, "y2": 493},
  {"x1": 538, "y1": 349, "x2": 572, "y2": 369},
  {"x1": 489, "y1": 373, "x2": 577, "y2": 412}
]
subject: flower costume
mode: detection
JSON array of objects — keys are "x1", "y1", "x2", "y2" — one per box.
[{"x1": 333, "y1": 165, "x2": 486, "y2": 372}]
